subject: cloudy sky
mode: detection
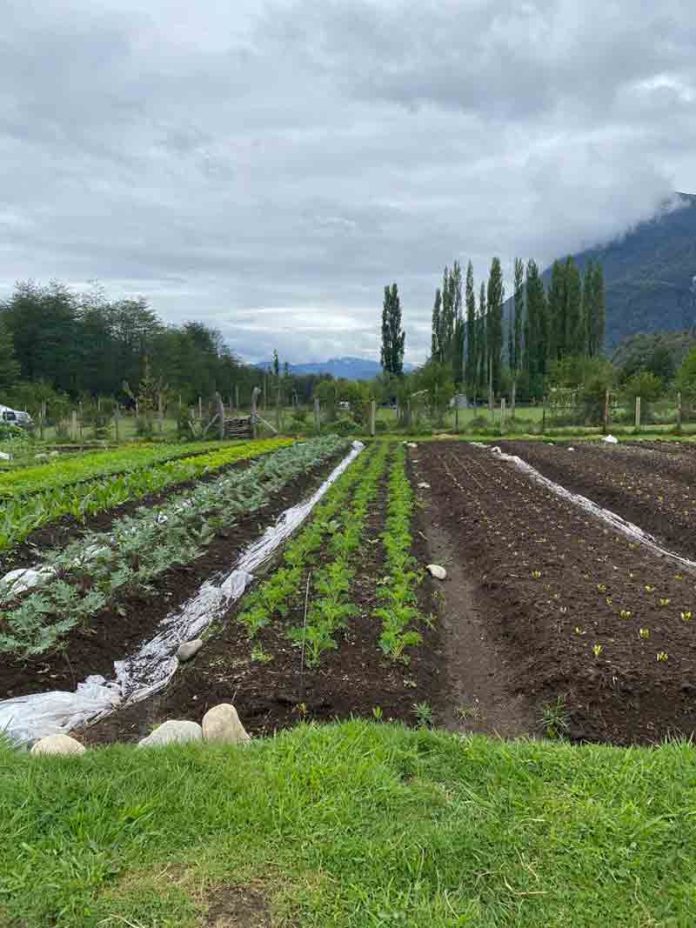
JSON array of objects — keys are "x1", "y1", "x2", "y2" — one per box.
[{"x1": 1, "y1": 0, "x2": 695, "y2": 362}]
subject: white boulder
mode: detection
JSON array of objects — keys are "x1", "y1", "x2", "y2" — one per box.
[
  {"x1": 417, "y1": 481, "x2": 431, "y2": 489},
  {"x1": 426, "y1": 564, "x2": 447, "y2": 580},
  {"x1": 31, "y1": 734, "x2": 86, "y2": 756},
  {"x1": 202, "y1": 703, "x2": 251, "y2": 744},
  {"x1": 138, "y1": 719, "x2": 202, "y2": 748},
  {"x1": 176, "y1": 639, "x2": 203, "y2": 662}
]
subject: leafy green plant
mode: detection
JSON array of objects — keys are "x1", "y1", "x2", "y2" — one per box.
[{"x1": 539, "y1": 697, "x2": 570, "y2": 740}]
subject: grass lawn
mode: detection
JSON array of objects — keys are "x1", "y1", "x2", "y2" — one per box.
[{"x1": 1, "y1": 721, "x2": 695, "y2": 926}]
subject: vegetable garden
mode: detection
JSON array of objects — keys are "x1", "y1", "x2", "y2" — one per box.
[{"x1": 1, "y1": 433, "x2": 695, "y2": 747}]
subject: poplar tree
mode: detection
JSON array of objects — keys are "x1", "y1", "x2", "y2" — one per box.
[
  {"x1": 450, "y1": 261, "x2": 464, "y2": 386},
  {"x1": 586, "y1": 262, "x2": 606, "y2": 357},
  {"x1": 431, "y1": 288, "x2": 442, "y2": 362},
  {"x1": 511, "y1": 257, "x2": 525, "y2": 408},
  {"x1": 486, "y1": 257, "x2": 505, "y2": 396},
  {"x1": 524, "y1": 260, "x2": 547, "y2": 400},
  {"x1": 380, "y1": 283, "x2": 406, "y2": 375},
  {"x1": 564, "y1": 257, "x2": 583, "y2": 355},
  {"x1": 464, "y1": 261, "x2": 477, "y2": 399},
  {"x1": 548, "y1": 259, "x2": 566, "y2": 360},
  {"x1": 478, "y1": 282, "x2": 487, "y2": 400}
]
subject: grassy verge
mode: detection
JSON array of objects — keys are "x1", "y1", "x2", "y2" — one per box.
[{"x1": 1, "y1": 721, "x2": 695, "y2": 926}]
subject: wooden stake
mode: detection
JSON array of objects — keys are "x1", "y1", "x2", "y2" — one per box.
[
  {"x1": 369, "y1": 399, "x2": 376, "y2": 437},
  {"x1": 635, "y1": 395, "x2": 641, "y2": 431}
]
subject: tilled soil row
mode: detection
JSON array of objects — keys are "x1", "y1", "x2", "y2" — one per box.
[
  {"x1": 84, "y1": 445, "x2": 443, "y2": 744},
  {"x1": 0, "y1": 451, "x2": 344, "y2": 701},
  {"x1": 414, "y1": 442, "x2": 696, "y2": 745},
  {"x1": 499, "y1": 440, "x2": 696, "y2": 560}
]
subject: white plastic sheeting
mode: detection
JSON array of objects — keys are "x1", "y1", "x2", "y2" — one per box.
[
  {"x1": 0, "y1": 441, "x2": 364, "y2": 744},
  {"x1": 483, "y1": 444, "x2": 696, "y2": 575}
]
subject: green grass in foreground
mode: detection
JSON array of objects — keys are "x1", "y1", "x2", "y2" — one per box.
[{"x1": 1, "y1": 722, "x2": 696, "y2": 927}]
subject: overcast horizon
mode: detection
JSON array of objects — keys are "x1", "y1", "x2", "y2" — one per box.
[{"x1": 1, "y1": 0, "x2": 695, "y2": 363}]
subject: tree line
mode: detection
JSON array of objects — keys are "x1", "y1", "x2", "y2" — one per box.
[
  {"x1": 0, "y1": 281, "x2": 333, "y2": 414},
  {"x1": 427, "y1": 255, "x2": 605, "y2": 403}
]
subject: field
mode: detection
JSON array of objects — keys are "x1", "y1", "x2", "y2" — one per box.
[{"x1": 2, "y1": 432, "x2": 696, "y2": 924}]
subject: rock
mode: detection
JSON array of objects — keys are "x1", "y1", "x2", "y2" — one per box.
[
  {"x1": 31, "y1": 734, "x2": 86, "y2": 756},
  {"x1": 138, "y1": 719, "x2": 202, "y2": 748},
  {"x1": 602, "y1": 434, "x2": 619, "y2": 444},
  {"x1": 568, "y1": 447, "x2": 575, "y2": 452},
  {"x1": 406, "y1": 442, "x2": 418, "y2": 449},
  {"x1": 202, "y1": 703, "x2": 251, "y2": 744},
  {"x1": 417, "y1": 481, "x2": 431, "y2": 489},
  {"x1": 426, "y1": 564, "x2": 447, "y2": 580},
  {"x1": 177, "y1": 639, "x2": 203, "y2": 662}
]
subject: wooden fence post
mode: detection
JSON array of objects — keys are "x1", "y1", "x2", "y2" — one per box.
[
  {"x1": 603, "y1": 388, "x2": 610, "y2": 434},
  {"x1": 677, "y1": 391, "x2": 683, "y2": 432},
  {"x1": 157, "y1": 391, "x2": 164, "y2": 435},
  {"x1": 198, "y1": 396, "x2": 203, "y2": 421},
  {"x1": 314, "y1": 397, "x2": 321, "y2": 434},
  {"x1": 500, "y1": 397, "x2": 506, "y2": 432},
  {"x1": 251, "y1": 386, "x2": 261, "y2": 439},
  {"x1": 275, "y1": 387, "x2": 281, "y2": 433},
  {"x1": 635, "y1": 395, "x2": 641, "y2": 431},
  {"x1": 369, "y1": 400, "x2": 376, "y2": 437},
  {"x1": 216, "y1": 392, "x2": 225, "y2": 440},
  {"x1": 541, "y1": 397, "x2": 547, "y2": 434},
  {"x1": 114, "y1": 405, "x2": 120, "y2": 442}
]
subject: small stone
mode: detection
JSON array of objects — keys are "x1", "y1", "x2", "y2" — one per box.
[
  {"x1": 202, "y1": 703, "x2": 251, "y2": 744},
  {"x1": 177, "y1": 639, "x2": 203, "y2": 662},
  {"x1": 417, "y1": 481, "x2": 430, "y2": 489},
  {"x1": 138, "y1": 719, "x2": 202, "y2": 748},
  {"x1": 31, "y1": 734, "x2": 86, "y2": 756},
  {"x1": 406, "y1": 442, "x2": 418, "y2": 449},
  {"x1": 426, "y1": 564, "x2": 447, "y2": 580}
]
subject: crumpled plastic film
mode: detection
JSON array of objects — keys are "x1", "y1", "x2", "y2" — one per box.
[{"x1": 0, "y1": 441, "x2": 364, "y2": 744}]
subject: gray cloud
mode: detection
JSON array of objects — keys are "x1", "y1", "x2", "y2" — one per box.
[{"x1": 0, "y1": 0, "x2": 694, "y2": 362}]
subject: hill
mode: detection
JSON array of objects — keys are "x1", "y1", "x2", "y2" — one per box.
[
  {"x1": 558, "y1": 192, "x2": 696, "y2": 347},
  {"x1": 256, "y1": 356, "x2": 413, "y2": 380}
]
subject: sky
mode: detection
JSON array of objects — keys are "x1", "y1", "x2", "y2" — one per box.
[{"x1": 1, "y1": 0, "x2": 695, "y2": 363}]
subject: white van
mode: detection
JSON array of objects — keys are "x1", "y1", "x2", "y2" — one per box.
[{"x1": 0, "y1": 405, "x2": 33, "y2": 429}]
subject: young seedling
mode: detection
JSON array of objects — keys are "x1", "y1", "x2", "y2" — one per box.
[
  {"x1": 639, "y1": 628, "x2": 650, "y2": 639},
  {"x1": 592, "y1": 643, "x2": 603, "y2": 658},
  {"x1": 656, "y1": 651, "x2": 669, "y2": 662}
]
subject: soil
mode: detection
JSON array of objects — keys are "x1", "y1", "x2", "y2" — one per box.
[
  {"x1": 0, "y1": 452, "x2": 344, "y2": 700},
  {"x1": 412, "y1": 441, "x2": 696, "y2": 745},
  {"x1": 203, "y1": 885, "x2": 272, "y2": 928},
  {"x1": 83, "y1": 444, "x2": 444, "y2": 744},
  {"x1": 499, "y1": 440, "x2": 696, "y2": 560}
]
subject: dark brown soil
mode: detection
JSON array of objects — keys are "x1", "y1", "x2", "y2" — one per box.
[
  {"x1": 203, "y1": 885, "x2": 271, "y2": 928},
  {"x1": 413, "y1": 441, "x2": 696, "y2": 745},
  {"x1": 83, "y1": 446, "x2": 444, "y2": 744},
  {"x1": 499, "y1": 440, "x2": 696, "y2": 560},
  {"x1": 0, "y1": 454, "x2": 343, "y2": 700}
]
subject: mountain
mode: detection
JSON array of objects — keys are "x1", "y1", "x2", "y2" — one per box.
[
  {"x1": 255, "y1": 356, "x2": 413, "y2": 380},
  {"x1": 554, "y1": 193, "x2": 696, "y2": 347}
]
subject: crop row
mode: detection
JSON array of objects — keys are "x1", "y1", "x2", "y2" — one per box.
[
  {"x1": 0, "y1": 438, "x2": 292, "y2": 551},
  {"x1": 375, "y1": 444, "x2": 426, "y2": 661},
  {"x1": 0, "y1": 436, "x2": 348, "y2": 657},
  {"x1": 288, "y1": 441, "x2": 390, "y2": 665},
  {"x1": 0, "y1": 441, "x2": 227, "y2": 498},
  {"x1": 237, "y1": 442, "x2": 378, "y2": 638}
]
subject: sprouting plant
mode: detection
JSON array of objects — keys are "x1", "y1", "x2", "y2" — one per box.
[
  {"x1": 539, "y1": 696, "x2": 570, "y2": 740},
  {"x1": 250, "y1": 644, "x2": 273, "y2": 664},
  {"x1": 531, "y1": 570, "x2": 542, "y2": 580},
  {"x1": 597, "y1": 583, "x2": 607, "y2": 594},
  {"x1": 645, "y1": 585, "x2": 655, "y2": 593},
  {"x1": 639, "y1": 628, "x2": 650, "y2": 639},
  {"x1": 372, "y1": 706, "x2": 384, "y2": 721},
  {"x1": 574, "y1": 626, "x2": 586, "y2": 636},
  {"x1": 681, "y1": 611, "x2": 693, "y2": 622},
  {"x1": 619, "y1": 609, "x2": 632, "y2": 620},
  {"x1": 657, "y1": 651, "x2": 669, "y2": 662},
  {"x1": 592, "y1": 643, "x2": 603, "y2": 658},
  {"x1": 456, "y1": 704, "x2": 480, "y2": 721},
  {"x1": 659, "y1": 598, "x2": 671, "y2": 607},
  {"x1": 413, "y1": 701, "x2": 434, "y2": 729}
]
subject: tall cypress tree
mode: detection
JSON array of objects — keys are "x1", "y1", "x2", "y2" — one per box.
[
  {"x1": 511, "y1": 257, "x2": 525, "y2": 407},
  {"x1": 486, "y1": 257, "x2": 505, "y2": 396},
  {"x1": 380, "y1": 283, "x2": 405, "y2": 375},
  {"x1": 464, "y1": 261, "x2": 477, "y2": 399}
]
